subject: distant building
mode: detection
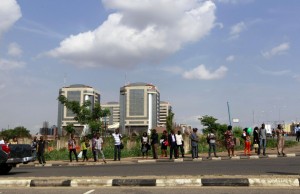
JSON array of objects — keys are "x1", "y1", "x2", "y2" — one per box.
[
  {"x1": 101, "y1": 102, "x2": 120, "y2": 131},
  {"x1": 119, "y1": 82, "x2": 160, "y2": 135},
  {"x1": 39, "y1": 121, "x2": 58, "y2": 136},
  {"x1": 158, "y1": 101, "x2": 171, "y2": 127},
  {"x1": 57, "y1": 84, "x2": 100, "y2": 136}
]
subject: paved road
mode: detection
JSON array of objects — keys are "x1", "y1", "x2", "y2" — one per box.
[
  {"x1": 4, "y1": 157, "x2": 300, "y2": 177},
  {"x1": 0, "y1": 187, "x2": 300, "y2": 194}
]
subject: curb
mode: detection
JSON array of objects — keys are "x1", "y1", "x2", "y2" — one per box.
[
  {"x1": 1, "y1": 178, "x2": 299, "y2": 187},
  {"x1": 16, "y1": 152, "x2": 298, "y2": 168}
]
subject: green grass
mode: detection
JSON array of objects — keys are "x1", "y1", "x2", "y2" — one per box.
[{"x1": 43, "y1": 136, "x2": 299, "y2": 160}]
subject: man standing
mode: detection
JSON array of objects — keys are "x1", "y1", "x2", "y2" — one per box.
[
  {"x1": 31, "y1": 136, "x2": 38, "y2": 160},
  {"x1": 294, "y1": 124, "x2": 300, "y2": 142},
  {"x1": 112, "y1": 128, "x2": 122, "y2": 161},
  {"x1": 168, "y1": 130, "x2": 178, "y2": 159},
  {"x1": 37, "y1": 136, "x2": 46, "y2": 165},
  {"x1": 207, "y1": 129, "x2": 218, "y2": 158},
  {"x1": 190, "y1": 128, "x2": 199, "y2": 159},
  {"x1": 68, "y1": 134, "x2": 78, "y2": 162},
  {"x1": 258, "y1": 123, "x2": 267, "y2": 156},
  {"x1": 92, "y1": 133, "x2": 106, "y2": 163},
  {"x1": 150, "y1": 129, "x2": 159, "y2": 159}
]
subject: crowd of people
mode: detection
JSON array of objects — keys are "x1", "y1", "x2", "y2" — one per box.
[{"x1": 1, "y1": 123, "x2": 298, "y2": 165}]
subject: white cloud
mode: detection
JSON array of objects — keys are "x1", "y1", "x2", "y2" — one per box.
[
  {"x1": 0, "y1": 59, "x2": 25, "y2": 70},
  {"x1": 162, "y1": 66, "x2": 183, "y2": 74},
  {"x1": 226, "y1": 55, "x2": 235, "y2": 62},
  {"x1": 7, "y1": 42, "x2": 22, "y2": 57},
  {"x1": 262, "y1": 42, "x2": 290, "y2": 58},
  {"x1": 183, "y1": 64, "x2": 228, "y2": 80},
  {"x1": 229, "y1": 22, "x2": 246, "y2": 39},
  {"x1": 217, "y1": 0, "x2": 254, "y2": 4},
  {"x1": 257, "y1": 66, "x2": 290, "y2": 76},
  {"x1": 46, "y1": 0, "x2": 216, "y2": 68},
  {"x1": 0, "y1": 0, "x2": 21, "y2": 38}
]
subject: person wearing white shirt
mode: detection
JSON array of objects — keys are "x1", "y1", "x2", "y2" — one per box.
[
  {"x1": 175, "y1": 130, "x2": 184, "y2": 158},
  {"x1": 92, "y1": 133, "x2": 106, "y2": 163},
  {"x1": 112, "y1": 128, "x2": 122, "y2": 161}
]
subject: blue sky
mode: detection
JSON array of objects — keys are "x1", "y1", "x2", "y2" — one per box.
[{"x1": 1, "y1": 0, "x2": 299, "y2": 134}]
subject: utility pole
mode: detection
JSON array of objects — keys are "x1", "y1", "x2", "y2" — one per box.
[{"x1": 227, "y1": 101, "x2": 232, "y2": 126}]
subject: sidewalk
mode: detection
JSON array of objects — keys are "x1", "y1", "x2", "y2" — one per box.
[{"x1": 17, "y1": 142, "x2": 300, "y2": 167}]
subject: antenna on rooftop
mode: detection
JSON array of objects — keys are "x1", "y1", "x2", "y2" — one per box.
[{"x1": 64, "y1": 73, "x2": 67, "y2": 86}]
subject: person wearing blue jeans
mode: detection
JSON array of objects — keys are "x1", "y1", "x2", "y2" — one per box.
[
  {"x1": 258, "y1": 124, "x2": 267, "y2": 156},
  {"x1": 190, "y1": 128, "x2": 199, "y2": 159},
  {"x1": 112, "y1": 128, "x2": 122, "y2": 161}
]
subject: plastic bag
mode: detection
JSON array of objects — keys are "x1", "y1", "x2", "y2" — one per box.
[{"x1": 77, "y1": 151, "x2": 83, "y2": 158}]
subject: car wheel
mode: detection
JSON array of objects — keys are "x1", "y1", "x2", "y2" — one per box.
[{"x1": 0, "y1": 164, "x2": 13, "y2": 175}]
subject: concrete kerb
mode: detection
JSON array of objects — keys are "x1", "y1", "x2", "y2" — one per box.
[{"x1": 1, "y1": 177, "x2": 300, "y2": 187}]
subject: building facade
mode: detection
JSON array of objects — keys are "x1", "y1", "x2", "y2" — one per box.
[
  {"x1": 119, "y1": 82, "x2": 160, "y2": 135},
  {"x1": 101, "y1": 102, "x2": 120, "y2": 129},
  {"x1": 57, "y1": 84, "x2": 100, "y2": 136},
  {"x1": 158, "y1": 101, "x2": 171, "y2": 127}
]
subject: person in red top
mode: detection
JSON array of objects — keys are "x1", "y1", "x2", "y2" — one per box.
[{"x1": 68, "y1": 134, "x2": 78, "y2": 162}]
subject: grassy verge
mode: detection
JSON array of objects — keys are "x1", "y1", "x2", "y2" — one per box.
[{"x1": 44, "y1": 136, "x2": 299, "y2": 160}]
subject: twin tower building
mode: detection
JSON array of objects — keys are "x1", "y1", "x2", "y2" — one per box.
[{"x1": 57, "y1": 82, "x2": 171, "y2": 136}]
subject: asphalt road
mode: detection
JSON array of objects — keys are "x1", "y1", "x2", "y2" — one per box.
[{"x1": 4, "y1": 157, "x2": 300, "y2": 177}]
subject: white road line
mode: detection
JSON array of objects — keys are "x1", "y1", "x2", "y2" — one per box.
[{"x1": 83, "y1": 189, "x2": 95, "y2": 194}]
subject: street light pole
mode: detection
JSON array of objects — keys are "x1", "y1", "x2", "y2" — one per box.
[{"x1": 227, "y1": 101, "x2": 232, "y2": 126}]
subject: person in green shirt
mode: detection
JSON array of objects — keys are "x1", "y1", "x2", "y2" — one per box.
[{"x1": 81, "y1": 136, "x2": 90, "y2": 162}]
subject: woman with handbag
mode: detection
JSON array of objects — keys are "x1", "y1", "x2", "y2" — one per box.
[
  {"x1": 160, "y1": 130, "x2": 168, "y2": 158},
  {"x1": 253, "y1": 127, "x2": 259, "y2": 154}
]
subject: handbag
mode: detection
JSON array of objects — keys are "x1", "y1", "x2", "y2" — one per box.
[
  {"x1": 164, "y1": 141, "x2": 169, "y2": 146},
  {"x1": 120, "y1": 143, "x2": 124, "y2": 149},
  {"x1": 253, "y1": 143, "x2": 259, "y2": 148}
]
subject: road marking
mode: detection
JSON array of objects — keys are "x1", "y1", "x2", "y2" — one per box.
[{"x1": 84, "y1": 189, "x2": 95, "y2": 194}]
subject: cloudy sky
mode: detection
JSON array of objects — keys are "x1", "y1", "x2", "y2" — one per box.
[{"x1": 1, "y1": 0, "x2": 300, "y2": 134}]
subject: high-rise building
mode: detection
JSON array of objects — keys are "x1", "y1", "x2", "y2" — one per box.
[
  {"x1": 57, "y1": 84, "x2": 100, "y2": 136},
  {"x1": 120, "y1": 82, "x2": 160, "y2": 134},
  {"x1": 101, "y1": 102, "x2": 120, "y2": 126},
  {"x1": 158, "y1": 101, "x2": 172, "y2": 127}
]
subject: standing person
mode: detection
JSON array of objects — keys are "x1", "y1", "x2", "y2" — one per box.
[
  {"x1": 276, "y1": 124, "x2": 286, "y2": 156},
  {"x1": 224, "y1": 125, "x2": 235, "y2": 157},
  {"x1": 295, "y1": 124, "x2": 300, "y2": 142},
  {"x1": 150, "y1": 129, "x2": 159, "y2": 159},
  {"x1": 141, "y1": 132, "x2": 150, "y2": 159},
  {"x1": 68, "y1": 134, "x2": 78, "y2": 162},
  {"x1": 37, "y1": 136, "x2": 46, "y2": 165},
  {"x1": 168, "y1": 130, "x2": 178, "y2": 159},
  {"x1": 10, "y1": 136, "x2": 18, "y2": 144},
  {"x1": 112, "y1": 128, "x2": 122, "y2": 161},
  {"x1": 175, "y1": 130, "x2": 184, "y2": 158},
  {"x1": 160, "y1": 130, "x2": 168, "y2": 158},
  {"x1": 207, "y1": 129, "x2": 218, "y2": 159},
  {"x1": 258, "y1": 123, "x2": 267, "y2": 156},
  {"x1": 244, "y1": 132, "x2": 251, "y2": 156},
  {"x1": 92, "y1": 133, "x2": 106, "y2": 163},
  {"x1": 81, "y1": 136, "x2": 89, "y2": 162},
  {"x1": 190, "y1": 128, "x2": 199, "y2": 159},
  {"x1": 253, "y1": 127, "x2": 260, "y2": 154},
  {"x1": 31, "y1": 136, "x2": 38, "y2": 160}
]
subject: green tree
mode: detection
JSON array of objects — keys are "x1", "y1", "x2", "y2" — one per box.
[
  {"x1": 65, "y1": 124, "x2": 75, "y2": 135},
  {"x1": 0, "y1": 126, "x2": 31, "y2": 140},
  {"x1": 166, "y1": 107, "x2": 175, "y2": 133},
  {"x1": 199, "y1": 115, "x2": 228, "y2": 139},
  {"x1": 58, "y1": 95, "x2": 111, "y2": 135}
]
